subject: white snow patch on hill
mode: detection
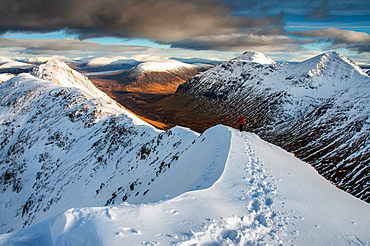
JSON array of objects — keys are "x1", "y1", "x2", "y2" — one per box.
[
  {"x1": 231, "y1": 51, "x2": 276, "y2": 64},
  {"x1": 86, "y1": 57, "x2": 138, "y2": 68},
  {"x1": 134, "y1": 60, "x2": 193, "y2": 73},
  {"x1": 0, "y1": 60, "x2": 34, "y2": 69},
  {"x1": 0, "y1": 126, "x2": 369, "y2": 246}
]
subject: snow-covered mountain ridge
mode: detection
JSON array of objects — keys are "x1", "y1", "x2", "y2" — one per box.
[
  {"x1": 0, "y1": 63, "x2": 203, "y2": 233},
  {"x1": 32, "y1": 59, "x2": 114, "y2": 101},
  {"x1": 167, "y1": 51, "x2": 370, "y2": 202},
  {"x1": 0, "y1": 59, "x2": 369, "y2": 245},
  {"x1": 1, "y1": 126, "x2": 369, "y2": 245}
]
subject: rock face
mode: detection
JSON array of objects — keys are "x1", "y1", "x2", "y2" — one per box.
[{"x1": 157, "y1": 51, "x2": 370, "y2": 202}]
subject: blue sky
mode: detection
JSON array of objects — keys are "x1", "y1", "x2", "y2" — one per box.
[{"x1": 0, "y1": 0, "x2": 369, "y2": 65}]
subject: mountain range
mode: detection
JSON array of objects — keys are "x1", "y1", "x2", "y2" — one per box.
[{"x1": 0, "y1": 54, "x2": 369, "y2": 245}]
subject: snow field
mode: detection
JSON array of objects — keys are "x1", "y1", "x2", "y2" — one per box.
[{"x1": 3, "y1": 126, "x2": 368, "y2": 245}]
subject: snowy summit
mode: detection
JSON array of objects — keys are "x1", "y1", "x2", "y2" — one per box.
[
  {"x1": 86, "y1": 57, "x2": 138, "y2": 68},
  {"x1": 0, "y1": 58, "x2": 369, "y2": 245},
  {"x1": 133, "y1": 60, "x2": 193, "y2": 74},
  {"x1": 231, "y1": 51, "x2": 276, "y2": 64}
]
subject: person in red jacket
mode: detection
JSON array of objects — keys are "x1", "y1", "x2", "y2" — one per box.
[{"x1": 236, "y1": 115, "x2": 246, "y2": 131}]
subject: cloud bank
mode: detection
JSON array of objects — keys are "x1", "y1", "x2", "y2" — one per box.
[
  {"x1": 293, "y1": 28, "x2": 370, "y2": 53},
  {"x1": 0, "y1": 37, "x2": 154, "y2": 56},
  {"x1": 0, "y1": 0, "x2": 369, "y2": 55},
  {"x1": 0, "y1": 0, "x2": 283, "y2": 42}
]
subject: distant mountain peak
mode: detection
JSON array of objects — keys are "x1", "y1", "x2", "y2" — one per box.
[
  {"x1": 33, "y1": 59, "x2": 113, "y2": 101},
  {"x1": 133, "y1": 60, "x2": 193, "y2": 74},
  {"x1": 107, "y1": 60, "x2": 199, "y2": 94},
  {"x1": 231, "y1": 51, "x2": 276, "y2": 64},
  {"x1": 304, "y1": 51, "x2": 366, "y2": 77},
  {"x1": 86, "y1": 57, "x2": 138, "y2": 68}
]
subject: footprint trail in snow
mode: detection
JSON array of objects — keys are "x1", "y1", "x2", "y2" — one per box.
[
  {"x1": 2, "y1": 127, "x2": 369, "y2": 245},
  {"x1": 177, "y1": 131, "x2": 287, "y2": 245}
]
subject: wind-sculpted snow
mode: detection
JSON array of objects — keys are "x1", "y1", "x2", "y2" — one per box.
[
  {"x1": 172, "y1": 51, "x2": 370, "y2": 202},
  {"x1": 0, "y1": 62, "x2": 220, "y2": 233},
  {"x1": 1, "y1": 128, "x2": 369, "y2": 245}
]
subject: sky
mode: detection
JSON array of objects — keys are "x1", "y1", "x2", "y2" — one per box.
[{"x1": 0, "y1": 0, "x2": 369, "y2": 65}]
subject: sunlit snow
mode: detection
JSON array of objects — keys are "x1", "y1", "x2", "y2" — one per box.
[{"x1": 0, "y1": 58, "x2": 369, "y2": 246}]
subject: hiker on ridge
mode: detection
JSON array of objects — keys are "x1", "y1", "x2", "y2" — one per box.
[{"x1": 236, "y1": 115, "x2": 246, "y2": 131}]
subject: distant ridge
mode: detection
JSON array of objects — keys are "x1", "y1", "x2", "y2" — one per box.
[{"x1": 92, "y1": 60, "x2": 200, "y2": 94}]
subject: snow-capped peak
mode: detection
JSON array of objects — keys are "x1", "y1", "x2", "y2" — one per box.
[
  {"x1": 231, "y1": 51, "x2": 276, "y2": 64},
  {"x1": 86, "y1": 57, "x2": 138, "y2": 68},
  {"x1": 133, "y1": 60, "x2": 193, "y2": 74},
  {"x1": 32, "y1": 59, "x2": 112, "y2": 101},
  {"x1": 305, "y1": 51, "x2": 366, "y2": 76},
  {"x1": 0, "y1": 60, "x2": 34, "y2": 69}
]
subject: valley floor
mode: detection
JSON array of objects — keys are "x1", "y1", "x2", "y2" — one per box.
[
  {"x1": 1, "y1": 126, "x2": 369, "y2": 245},
  {"x1": 89, "y1": 74, "x2": 217, "y2": 132}
]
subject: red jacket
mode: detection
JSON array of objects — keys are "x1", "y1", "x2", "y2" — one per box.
[{"x1": 237, "y1": 116, "x2": 246, "y2": 125}]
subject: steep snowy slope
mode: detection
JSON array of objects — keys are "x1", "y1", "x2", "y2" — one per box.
[
  {"x1": 32, "y1": 59, "x2": 113, "y2": 101},
  {"x1": 156, "y1": 51, "x2": 370, "y2": 202},
  {"x1": 0, "y1": 127, "x2": 369, "y2": 245},
  {"x1": 0, "y1": 61, "x2": 206, "y2": 233}
]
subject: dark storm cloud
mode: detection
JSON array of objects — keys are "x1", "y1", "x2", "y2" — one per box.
[
  {"x1": 293, "y1": 28, "x2": 370, "y2": 53},
  {"x1": 0, "y1": 37, "x2": 153, "y2": 55},
  {"x1": 0, "y1": 0, "x2": 284, "y2": 43}
]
